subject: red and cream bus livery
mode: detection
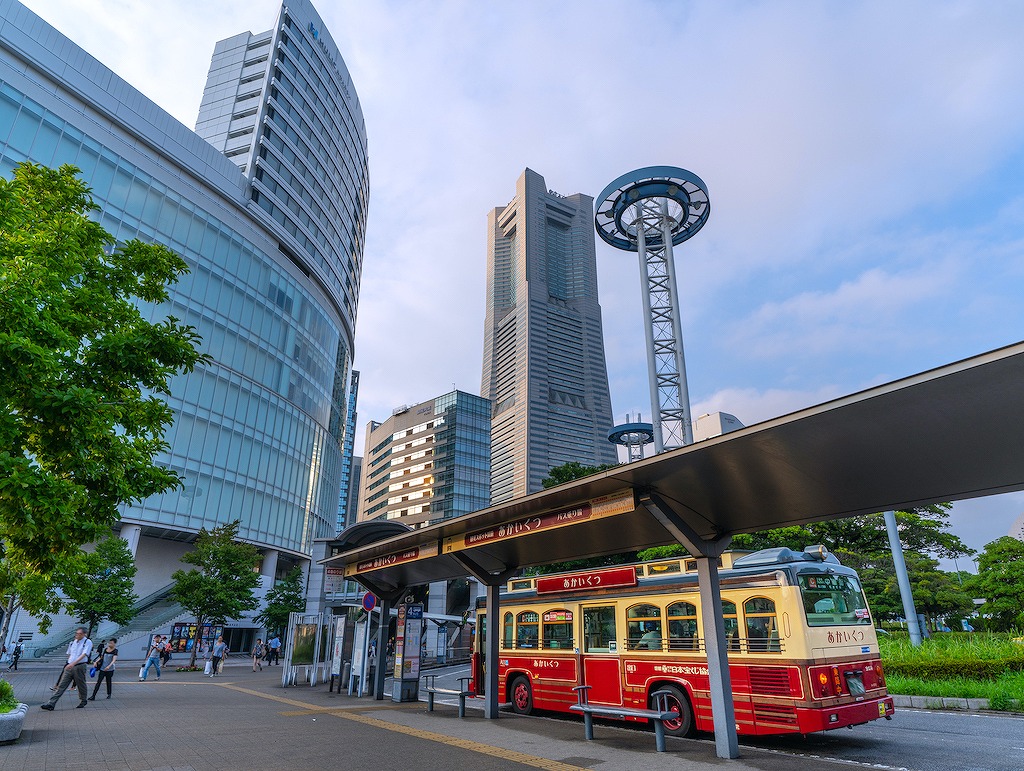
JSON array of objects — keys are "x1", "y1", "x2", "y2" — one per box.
[{"x1": 471, "y1": 546, "x2": 895, "y2": 737}]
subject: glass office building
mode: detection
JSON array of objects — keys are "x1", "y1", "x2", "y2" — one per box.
[
  {"x1": 358, "y1": 391, "x2": 491, "y2": 528},
  {"x1": 0, "y1": 0, "x2": 368, "y2": 600}
]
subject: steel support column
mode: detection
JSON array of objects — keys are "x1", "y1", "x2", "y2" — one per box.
[
  {"x1": 451, "y1": 553, "x2": 516, "y2": 720},
  {"x1": 640, "y1": 492, "x2": 739, "y2": 759}
]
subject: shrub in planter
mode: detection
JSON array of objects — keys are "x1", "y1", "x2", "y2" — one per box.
[{"x1": 0, "y1": 678, "x2": 28, "y2": 744}]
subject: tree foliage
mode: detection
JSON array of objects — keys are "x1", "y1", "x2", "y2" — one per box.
[
  {"x1": 170, "y1": 520, "x2": 261, "y2": 665},
  {"x1": 0, "y1": 162, "x2": 208, "y2": 576},
  {"x1": 255, "y1": 566, "x2": 306, "y2": 636},
  {"x1": 729, "y1": 505, "x2": 971, "y2": 566},
  {"x1": 61, "y1": 535, "x2": 139, "y2": 638},
  {"x1": 541, "y1": 461, "x2": 618, "y2": 489},
  {"x1": 728, "y1": 505, "x2": 972, "y2": 625},
  {"x1": 967, "y1": 537, "x2": 1024, "y2": 631},
  {"x1": 638, "y1": 506, "x2": 973, "y2": 627},
  {"x1": 529, "y1": 461, "x2": 631, "y2": 574},
  {"x1": 0, "y1": 558, "x2": 64, "y2": 643}
]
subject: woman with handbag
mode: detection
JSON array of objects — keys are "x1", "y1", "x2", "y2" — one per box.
[{"x1": 88, "y1": 638, "x2": 118, "y2": 700}]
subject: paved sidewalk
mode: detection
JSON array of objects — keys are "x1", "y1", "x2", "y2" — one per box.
[{"x1": 1, "y1": 660, "x2": 865, "y2": 771}]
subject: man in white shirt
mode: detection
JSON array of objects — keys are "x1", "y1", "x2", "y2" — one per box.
[{"x1": 41, "y1": 626, "x2": 92, "y2": 710}]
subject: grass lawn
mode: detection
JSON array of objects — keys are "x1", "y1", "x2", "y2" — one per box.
[{"x1": 879, "y1": 631, "x2": 1024, "y2": 710}]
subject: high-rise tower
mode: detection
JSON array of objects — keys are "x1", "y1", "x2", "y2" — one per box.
[{"x1": 482, "y1": 169, "x2": 617, "y2": 503}]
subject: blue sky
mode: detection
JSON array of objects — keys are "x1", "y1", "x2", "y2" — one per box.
[{"x1": 23, "y1": 0, "x2": 1024, "y2": 563}]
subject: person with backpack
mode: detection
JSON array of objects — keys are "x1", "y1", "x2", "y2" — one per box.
[
  {"x1": 6, "y1": 641, "x2": 22, "y2": 671},
  {"x1": 251, "y1": 639, "x2": 265, "y2": 671}
]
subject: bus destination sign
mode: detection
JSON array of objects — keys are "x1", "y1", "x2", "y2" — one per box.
[
  {"x1": 443, "y1": 490, "x2": 635, "y2": 554},
  {"x1": 536, "y1": 565, "x2": 637, "y2": 594}
]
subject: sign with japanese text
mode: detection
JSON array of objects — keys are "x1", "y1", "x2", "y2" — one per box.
[
  {"x1": 536, "y1": 566, "x2": 638, "y2": 594},
  {"x1": 443, "y1": 490, "x2": 635, "y2": 553},
  {"x1": 345, "y1": 541, "x2": 439, "y2": 577}
]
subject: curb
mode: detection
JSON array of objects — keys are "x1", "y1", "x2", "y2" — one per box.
[{"x1": 891, "y1": 694, "x2": 990, "y2": 711}]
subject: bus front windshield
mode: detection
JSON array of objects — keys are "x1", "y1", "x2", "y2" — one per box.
[{"x1": 798, "y1": 573, "x2": 872, "y2": 627}]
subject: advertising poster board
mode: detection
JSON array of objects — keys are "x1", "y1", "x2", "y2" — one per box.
[
  {"x1": 330, "y1": 617, "x2": 345, "y2": 677},
  {"x1": 402, "y1": 604, "x2": 423, "y2": 680},
  {"x1": 351, "y1": 622, "x2": 366, "y2": 679}
]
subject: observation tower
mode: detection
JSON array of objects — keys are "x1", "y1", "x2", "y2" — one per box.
[
  {"x1": 595, "y1": 166, "x2": 710, "y2": 452},
  {"x1": 607, "y1": 414, "x2": 655, "y2": 463}
]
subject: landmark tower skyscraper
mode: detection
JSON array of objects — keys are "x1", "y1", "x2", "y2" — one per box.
[{"x1": 481, "y1": 169, "x2": 617, "y2": 503}]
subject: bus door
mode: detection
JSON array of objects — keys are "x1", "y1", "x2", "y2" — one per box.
[{"x1": 581, "y1": 604, "x2": 623, "y2": 706}]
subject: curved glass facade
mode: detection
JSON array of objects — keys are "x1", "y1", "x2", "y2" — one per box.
[{"x1": 0, "y1": 0, "x2": 368, "y2": 558}]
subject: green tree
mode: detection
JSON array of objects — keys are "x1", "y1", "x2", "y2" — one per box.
[
  {"x1": 541, "y1": 461, "x2": 618, "y2": 489},
  {"x1": 255, "y1": 566, "x2": 306, "y2": 637},
  {"x1": 0, "y1": 557, "x2": 64, "y2": 643},
  {"x1": 728, "y1": 506, "x2": 972, "y2": 620},
  {"x1": 729, "y1": 506, "x2": 971, "y2": 567},
  {"x1": 170, "y1": 520, "x2": 261, "y2": 666},
  {"x1": 529, "y1": 461, "x2": 631, "y2": 574},
  {"x1": 61, "y1": 535, "x2": 139, "y2": 639},
  {"x1": 968, "y1": 537, "x2": 1024, "y2": 631},
  {"x1": 860, "y1": 552, "x2": 974, "y2": 630},
  {"x1": 0, "y1": 163, "x2": 208, "y2": 577}
]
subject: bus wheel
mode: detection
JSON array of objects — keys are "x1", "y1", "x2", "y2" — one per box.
[
  {"x1": 510, "y1": 675, "x2": 533, "y2": 715},
  {"x1": 655, "y1": 684, "x2": 695, "y2": 738}
]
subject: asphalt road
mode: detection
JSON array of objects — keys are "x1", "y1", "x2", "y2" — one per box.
[{"x1": 427, "y1": 666, "x2": 1024, "y2": 771}]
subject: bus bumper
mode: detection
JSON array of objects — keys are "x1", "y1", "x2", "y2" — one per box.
[{"x1": 799, "y1": 696, "x2": 895, "y2": 733}]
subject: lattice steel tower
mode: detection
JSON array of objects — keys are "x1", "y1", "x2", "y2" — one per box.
[{"x1": 595, "y1": 167, "x2": 710, "y2": 452}]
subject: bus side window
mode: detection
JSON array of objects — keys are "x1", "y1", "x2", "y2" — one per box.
[
  {"x1": 627, "y1": 603, "x2": 663, "y2": 650},
  {"x1": 542, "y1": 609, "x2": 573, "y2": 649},
  {"x1": 744, "y1": 597, "x2": 779, "y2": 653},
  {"x1": 667, "y1": 601, "x2": 698, "y2": 651},
  {"x1": 502, "y1": 612, "x2": 513, "y2": 649},
  {"x1": 516, "y1": 611, "x2": 539, "y2": 649},
  {"x1": 582, "y1": 606, "x2": 616, "y2": 653},
  {"x1": 722, "y1": 601, "x2": 740, "y2": 652}
]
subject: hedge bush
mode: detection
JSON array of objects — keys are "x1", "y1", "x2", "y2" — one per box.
[{"x1": 0, "y1": 679, "x2": 18, "y2": 713}]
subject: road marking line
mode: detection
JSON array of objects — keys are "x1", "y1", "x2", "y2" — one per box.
[
  {"x1": 328, "y1": 710, "x2": 587, "y2": 771},
  {"x1": 215, "y1": 683, "x2": 585, "y2": 771}
]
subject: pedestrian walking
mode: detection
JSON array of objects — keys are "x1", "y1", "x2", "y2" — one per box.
[
  {"x1": 159, "y1": 639, "x2": 173, "y2": 667},
  {"x1": 210, "y1": 635, "x2": 227, "y2": 677},
  {"x1": 140, "y1": 635, "x2": 164, "y2": 681},
  {"x1": 199, "y1": 640, "x2": 213, "y2": 675},
  {"x1": 267, "y1": 634, "x2": 281, "y2": 665},
  {"x1": 251, "y1": 638, "x2": 265, "y2": 671},
  {"x1": 40, "y1": 626, "x2": 92, "y2": 710},
  {"x1": 88, "y1": 638, "x2": 118, "y2": 700},
  {"x1": 6, "y1": 641, "x2": 22, "y2": 671},
  {"x1": 51, "y1": 638, "x2": 78, "y2": 691}
]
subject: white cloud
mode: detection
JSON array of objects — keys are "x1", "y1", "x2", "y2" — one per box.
[{"x1": 18, "y1": 0, "x2": 1024, "y2": 541}]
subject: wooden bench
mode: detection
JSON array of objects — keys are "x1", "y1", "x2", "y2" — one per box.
[
  {"x1": 569, "y1": 685, "x2": 678, "y2": 752},
  {"x1": 422, "y1": 675, "x2": 473, "y2": 718}
]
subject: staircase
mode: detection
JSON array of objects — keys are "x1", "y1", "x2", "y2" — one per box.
[{"x1": 32, "y1": 585, "x2": 188, "y2": 661}]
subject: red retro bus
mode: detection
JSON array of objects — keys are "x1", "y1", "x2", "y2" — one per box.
[{"x1": 470, "y1": 546, "x2": 895, "y2": 737}]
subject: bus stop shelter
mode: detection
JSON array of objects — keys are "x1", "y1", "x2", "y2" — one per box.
[{"x1": 322, "y1": 340, "x2": 1024, "y2": 760}]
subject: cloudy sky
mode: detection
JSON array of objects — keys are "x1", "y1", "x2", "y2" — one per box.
[{"x1": 22, "y1": 0, "x2": 1024, "y2": 564}]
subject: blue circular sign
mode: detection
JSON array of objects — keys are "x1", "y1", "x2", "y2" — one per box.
[{"x1": 361, "y1": 593, "x2": 377, "y2": 612}]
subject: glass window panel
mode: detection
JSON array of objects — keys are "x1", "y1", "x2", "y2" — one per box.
[
  {"x1": 31, "y1": 119, "x2": 61, "y2": 164},
  {"x1": 125, "y1": 177, "x2": 149, "y2": 217},
  {"x1": 7, "y1": 105, "x2": 41, "y2": 153},
  {"x1": 91, "y1": 156, "x2": 116, "y2": 200},
  {"x1": 108, "y1": 167, "x2": 132, "y2": 209}
]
